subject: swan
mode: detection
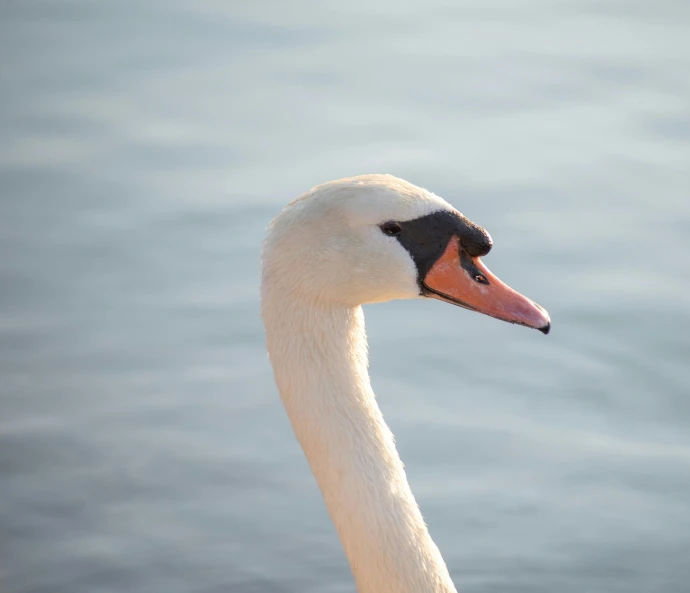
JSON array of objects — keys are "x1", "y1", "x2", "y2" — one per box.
[{"x1": 260, "y1": 174, "x2": 550, "y2": 593}]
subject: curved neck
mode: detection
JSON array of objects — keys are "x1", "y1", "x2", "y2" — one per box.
[{"x1": 262, "y1": 298, "x2": 457, "y2": 593}]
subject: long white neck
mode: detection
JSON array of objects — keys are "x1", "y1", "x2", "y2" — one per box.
[{"x1": 262, "y1": 296, "x2": 457, "y2": 593}]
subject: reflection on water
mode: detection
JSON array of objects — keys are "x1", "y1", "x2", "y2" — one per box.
[{"x1": 1, "y1": 1, "x2": 690, "y2": 592}]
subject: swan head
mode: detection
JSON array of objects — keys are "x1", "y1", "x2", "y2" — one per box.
[{"x1": 262, "y1": 174, "x2": 550, "y2": 334}]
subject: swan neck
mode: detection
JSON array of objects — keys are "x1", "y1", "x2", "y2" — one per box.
[{"x1": 262, "y1": 299, "x2": 456, "y2": 593}]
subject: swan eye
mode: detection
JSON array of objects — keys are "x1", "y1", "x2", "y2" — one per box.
[
  {"x1": 474, "y1": 273, "x2": 488, "y2": 284},
  {"x1": 380, "y1": 222, "x2": 402, "y2": 237}
]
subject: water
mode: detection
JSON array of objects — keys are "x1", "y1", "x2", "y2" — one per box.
[{"x1": 1, "y1": 1, "x2": 689, "y2": 592}]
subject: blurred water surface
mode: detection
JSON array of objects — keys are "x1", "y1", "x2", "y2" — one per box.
[{"x1": 1, "y1": 1, "x2": 690, "y2": 592}]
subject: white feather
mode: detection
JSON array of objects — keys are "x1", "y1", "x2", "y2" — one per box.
[{"x1": 261, "y1": 174, "x2": 459, "y2": 593}]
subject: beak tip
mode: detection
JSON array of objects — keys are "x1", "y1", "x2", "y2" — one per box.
[{"x1": 538, "y1": 321, "x2": 551, "y2": 335}]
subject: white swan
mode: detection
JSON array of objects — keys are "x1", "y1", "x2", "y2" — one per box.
[{"x1": 260, "y1": 174, "x2": 550, "y2": 593}]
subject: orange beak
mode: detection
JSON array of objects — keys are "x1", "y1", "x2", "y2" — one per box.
[{"x1": 423, "y1": 237, "x2": 551, "y2": 334}]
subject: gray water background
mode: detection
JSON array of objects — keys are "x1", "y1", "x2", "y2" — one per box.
[{"x1": 2, "y1": 1, "x2": 690, "y2": 592}]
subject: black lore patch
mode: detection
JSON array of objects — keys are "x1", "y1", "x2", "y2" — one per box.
[{"x1": 384, "y1": 210, "x2": 492, "y2": 287}]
